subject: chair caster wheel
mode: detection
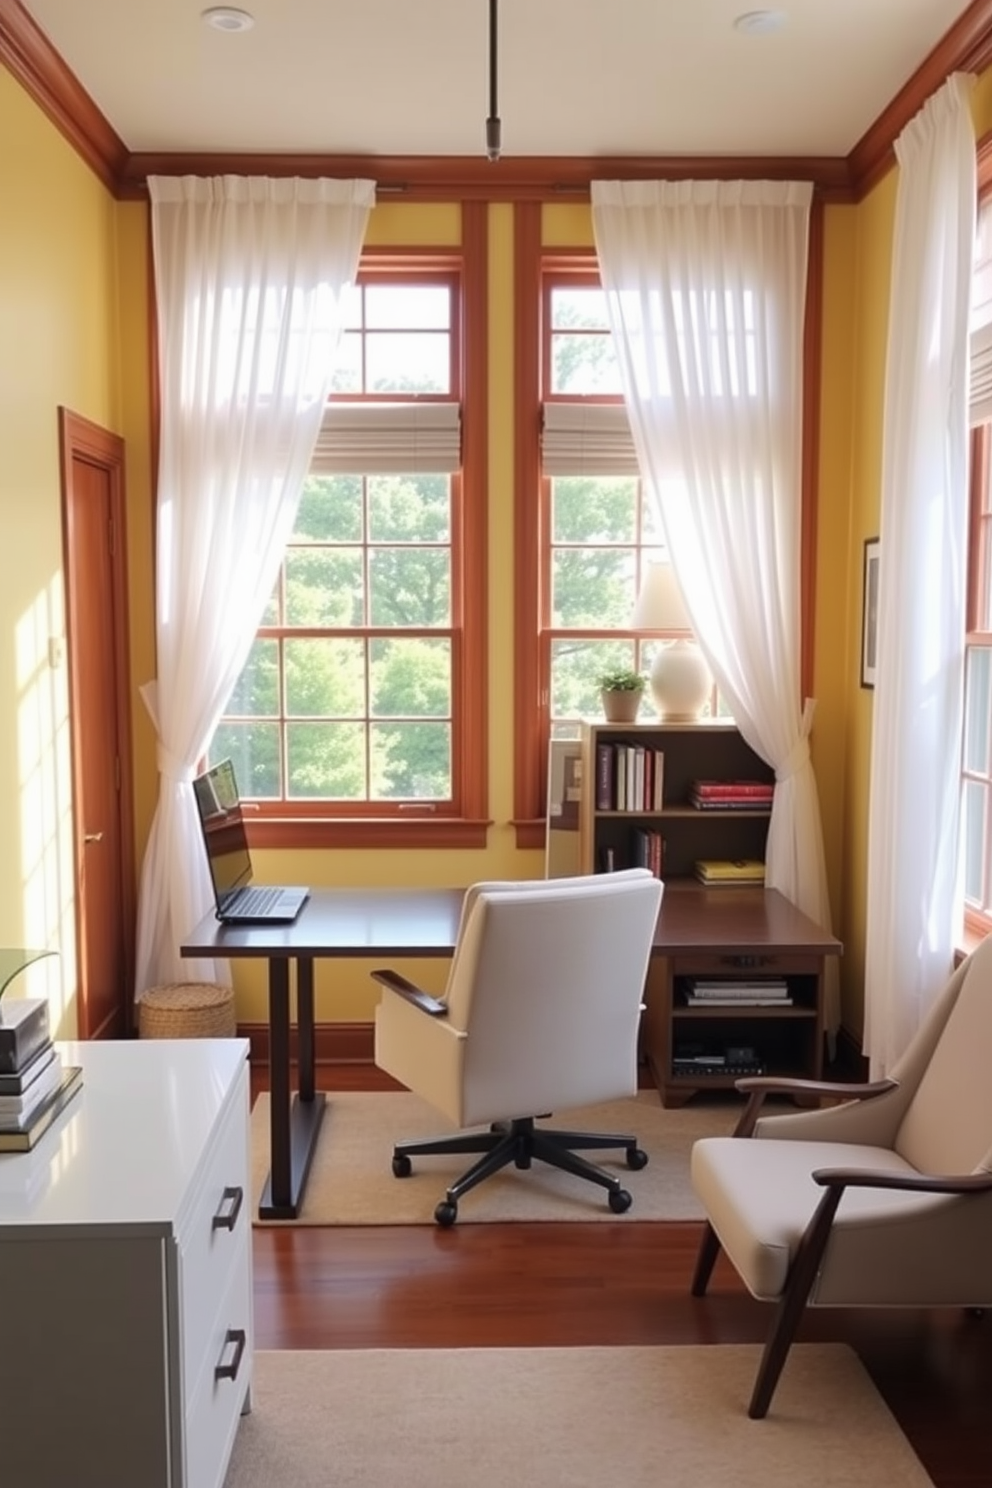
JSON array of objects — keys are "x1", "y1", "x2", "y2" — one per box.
[
  {"x1": 434, "y1": 1200, "x2": 458, "y2": 1227},
  {"x1": 608, "y1": 1187, "x2": 633, "y2": 1214},
  {"x1": 626, "y1": 1146, "x2": 649, "y2": 1170},
  {"x1": 392, "y1": 1154, "x2": 412, "y2": 1178}
]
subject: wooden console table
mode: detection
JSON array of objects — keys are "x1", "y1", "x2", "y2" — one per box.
[{"x1": 641, "y1": 883, "x2": 842, "y2": 1107}]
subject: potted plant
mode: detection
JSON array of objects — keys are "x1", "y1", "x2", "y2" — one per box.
[{"x1": 597, "y1": 667, "x2": 646, "y2": 723}]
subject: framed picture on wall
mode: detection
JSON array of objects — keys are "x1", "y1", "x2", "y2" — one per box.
[{"x1": 861, "y1": 537, "x2": 880, "y2": 689}]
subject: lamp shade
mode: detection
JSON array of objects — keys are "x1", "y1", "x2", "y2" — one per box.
[{"x1": 632, "y1": 561, "x2": 692, "y2": 631}]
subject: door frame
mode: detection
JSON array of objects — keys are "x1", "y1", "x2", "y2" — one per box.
[{"x1": 58, "y1": 407, "x2": 137, "y2": 1035}]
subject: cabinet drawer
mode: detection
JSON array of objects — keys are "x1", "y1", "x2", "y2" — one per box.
[
  {"x1": 184, "y1": 1241, "x2": 252, "y2": 1488},
  {"x1": 178, "y1": 1062, "x2": 250, "y2": 1407},
  {"x1": 670, "y1": 952, "x2": 821, "y2": 978}
]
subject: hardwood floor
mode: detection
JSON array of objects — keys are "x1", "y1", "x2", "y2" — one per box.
[{"x1": 251, "y1": 1064, "x2": 992, "y2": 1487}]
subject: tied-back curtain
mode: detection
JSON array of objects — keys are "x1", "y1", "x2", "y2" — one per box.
[
  {"x1": 864, "y1": 75, "x2": 976, "y2": 1076},
  {"x1": 591, "y1": 178, "x2": 839, "y2": 1035},
  {"x1": 134, "y1": 175, "x2": 375, "y2": 996}
]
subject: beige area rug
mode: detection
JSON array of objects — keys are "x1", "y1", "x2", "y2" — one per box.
[
  {"x1": 224, "y1": 1346, "x2": 933, "y2": 1488},
  {"x1": 250, "y1": 1090, "x2": 741, "y2": 1224}
]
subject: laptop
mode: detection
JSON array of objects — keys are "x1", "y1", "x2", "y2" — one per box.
[{"x1": 192, "y1": 759, "x2": 309, "y2": 924}]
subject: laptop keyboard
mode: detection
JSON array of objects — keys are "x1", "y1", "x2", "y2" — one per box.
[{"x1": 233, "y1": 885, "x2": 283, "y2": 916}]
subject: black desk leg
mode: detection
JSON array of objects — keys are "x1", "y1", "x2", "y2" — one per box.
[
  {"x1": 265, "y1": 957, "x2": 292, "y2": 1212},
  {"x1": 259, "y1": 954, "x2": 326, "y2": 1221},
  {"x1": 297, "y1": 955, "x2": 315, "y2": 1103}
]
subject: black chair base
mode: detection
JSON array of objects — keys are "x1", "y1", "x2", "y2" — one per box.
[{"x1": 391, "y1": 1115, "x2": 648, "y2": 1226}]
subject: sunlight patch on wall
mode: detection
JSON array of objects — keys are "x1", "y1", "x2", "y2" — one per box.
[{"x1": 15, "y1": 577, "x2": 77, "y2": 1032}]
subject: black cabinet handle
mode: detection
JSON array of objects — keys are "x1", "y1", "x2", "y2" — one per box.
[
  {"x1": 212, "y1": 1185, "x2": 244, "y2": 1231},
  {"x1": 215, "y1": 1328, "x2": 247, "y2": 1382}
]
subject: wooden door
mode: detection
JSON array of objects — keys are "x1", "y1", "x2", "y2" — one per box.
[{"x1": 58, "y1": 410, "x2": 136, "y2": 1038}]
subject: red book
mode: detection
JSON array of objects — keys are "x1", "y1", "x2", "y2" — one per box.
[{"x1": 691, "y1": 780, "x2": 773, "y2": 798}]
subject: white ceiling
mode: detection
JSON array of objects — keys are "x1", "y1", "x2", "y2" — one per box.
[{"x1": 17, "y1": 0, "x2": 974, "y2": 161}]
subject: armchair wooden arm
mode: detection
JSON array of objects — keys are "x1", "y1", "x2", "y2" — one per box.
[
  {"x1": 812, "y1": 1167, "x2": 992, "y2": 1196},
  {"x1": 733, "y1": 1075, "x2": 898, "y2": 1137},
  {"x1": 370, "y1": 969, "x2": 448, "y2": 1017}
]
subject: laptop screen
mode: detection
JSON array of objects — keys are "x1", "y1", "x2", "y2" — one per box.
[{"x1": 192, "y1": 760, "x2": 253, "y2": 908}]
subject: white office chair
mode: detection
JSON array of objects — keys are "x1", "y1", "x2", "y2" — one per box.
[{"x1": 372, "y1": 869, "x2": 664, "y2": 1225}]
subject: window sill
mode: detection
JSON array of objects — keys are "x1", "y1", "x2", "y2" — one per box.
[
  {"x1": 248, "y1": 817, "x2": 492, "y2": 851},
  {"x1": 513, "y1": 819, "x2": 547, "y2": 851},
  {"x1": 956, "y1": 923, "x2": 989, "y2": 968}
]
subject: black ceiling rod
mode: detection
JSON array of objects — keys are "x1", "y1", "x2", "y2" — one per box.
[{"x1": 486, "y1": 0, "x2": 502, "y2": 163}]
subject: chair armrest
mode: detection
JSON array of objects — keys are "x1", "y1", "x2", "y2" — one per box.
[
  {"x1": 370, "y1": 969, "x2": 448, "y2": 1017},
  {"x1": 812, "y1": 1167, "x2": 992, "y2": 1196},
  {"x1": 733, "y1": 1076, "x2": 897, "y2": 1137}
]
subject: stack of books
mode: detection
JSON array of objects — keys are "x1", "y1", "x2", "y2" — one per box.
[
  {"x1": 693, "y1": 858, "x2": 766, "y2": 886},
  {"x1": 0, "y1": 999, "x2": 83, "y2": 1153},
  {"x1": 683, "y1": 977, "x2": 793, "y2": 1008},
  {"x1": 689, "y1": 779, "x2": 774, "y2": 810}
]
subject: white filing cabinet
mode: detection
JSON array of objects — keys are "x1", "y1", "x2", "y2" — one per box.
[{"x1": 0, "y1": 1037, "x2": 252, "y2": 1488}]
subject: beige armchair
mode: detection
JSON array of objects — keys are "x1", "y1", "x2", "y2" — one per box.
[
  {"x1": 372, "y1": 869, "x2": 663, "y2": 1225},
  {"x1": 690, "y1": 935, "x2": 992, "y2": 1418}
]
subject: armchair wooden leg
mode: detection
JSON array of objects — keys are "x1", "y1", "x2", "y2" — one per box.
[
  {"x1": 690, "y1": 1222, "x2": 722, "y2": 1297},
  {"x1": 748, "y1": 1186, "x2": 843, "y2": 1419}
]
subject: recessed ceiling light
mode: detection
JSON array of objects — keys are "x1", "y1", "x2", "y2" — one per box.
[
  {"x1": 733, "y1": 10, "x2": 787, "y2": 36},
  {"x1": 201, "y1": 7, "x2": 255, "y2": 32}
]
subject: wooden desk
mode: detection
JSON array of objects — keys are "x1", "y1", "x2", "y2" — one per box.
[
  {"x1": 182, "y1": 889, "x2": 464, "y2": 1219},
  {"x1": 182, "y1": 882, "x2": 840, "y2": 1216}
]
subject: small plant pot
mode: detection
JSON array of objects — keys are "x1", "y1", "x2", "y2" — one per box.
[{"x1": 601, "y1": 688, "x2": 642, "y2": 723}]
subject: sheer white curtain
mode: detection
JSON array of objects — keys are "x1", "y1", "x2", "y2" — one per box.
[
  {"x1": 864, "y1": 75, "x2": 976, "y2": 1076},
  {"x1": 591, "y1": 178, "x2": 839, "y2": 1035},
  {"x1": 134, "y1": 175, "x2": 374, "y2": 995}
]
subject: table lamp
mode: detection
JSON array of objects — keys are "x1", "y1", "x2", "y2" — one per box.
[{"x1": 632, "y1": 561, "x2": 713, "y2": 720}]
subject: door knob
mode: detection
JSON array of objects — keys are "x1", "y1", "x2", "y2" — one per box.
[{"x1": 84, "y1": 832, "x2": 104, "y2": 843}]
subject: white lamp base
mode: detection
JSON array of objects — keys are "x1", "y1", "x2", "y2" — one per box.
[{"x1": 648, "y1": 640, "x2": 712, "y2": 721}]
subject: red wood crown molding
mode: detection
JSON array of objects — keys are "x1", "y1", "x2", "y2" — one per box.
[
  {"x1": 849, "y1": 0, "x2": 992, "y2": 198},
  {"x1": 118, "y1": 151, "x2": 857, "y2": 203},
  {"x1": 0, "y1": 0, "x2": 127, "y2": 192}
]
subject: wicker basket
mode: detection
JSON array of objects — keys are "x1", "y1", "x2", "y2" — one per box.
[{"x1": 138, "y1": 982, "x2": 236, "y2": 1039}]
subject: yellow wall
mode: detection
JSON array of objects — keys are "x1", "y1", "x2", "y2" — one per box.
[{"x1": 0, "y1": 69, "x2": 125, "y2": 1033}]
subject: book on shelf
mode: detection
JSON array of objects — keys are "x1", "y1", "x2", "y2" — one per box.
[
  {"x1": 687, "y1": 979, "x2": 790, "y2": 997},
  {"x1": 684, "y1": 995, "x2": 793, "y2": 1007},
  {"x1": 693, "y1": 859, "x2": 766, "y2": 885},
  {"x1": 690, "y1": 780, "x2": 774, "y2": 799},
  {"x1": 690, "y1": 803, "x2": 773, "y2": 815},
  {"x1": 0, "y1": 1042, "x2": 59, "y2": 1096},
  {"x1": 0, "y1": 1048, "x2": 63, "y2": 1123},
  {"x1": 0, "y1": 998, "x2": 51, "y2": 1075},
  {"x1": 0, "y1": 1065, "x2": 83, "y2": 1152},
  {"x1": 596, "y1": 744, "x2": 613, "y2": 810}
]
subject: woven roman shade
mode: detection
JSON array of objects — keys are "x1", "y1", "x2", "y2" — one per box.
[
  {"x1": 311, "y1": 402, "x2": 461, "y2": 473},
  {"x1": 541, "y1": 402, "x2": 639, "y2": 476}
]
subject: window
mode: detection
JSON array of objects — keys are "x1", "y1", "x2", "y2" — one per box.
[
  {"x1": 210, "y1": 247, "x2": 488, "y2": 848},
  {"x1": 513, "y1": 211, "x2": 820, "y2": 851},
  {"x1": 539, "y1": 261, "x2": 715, "y2": 734}
]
